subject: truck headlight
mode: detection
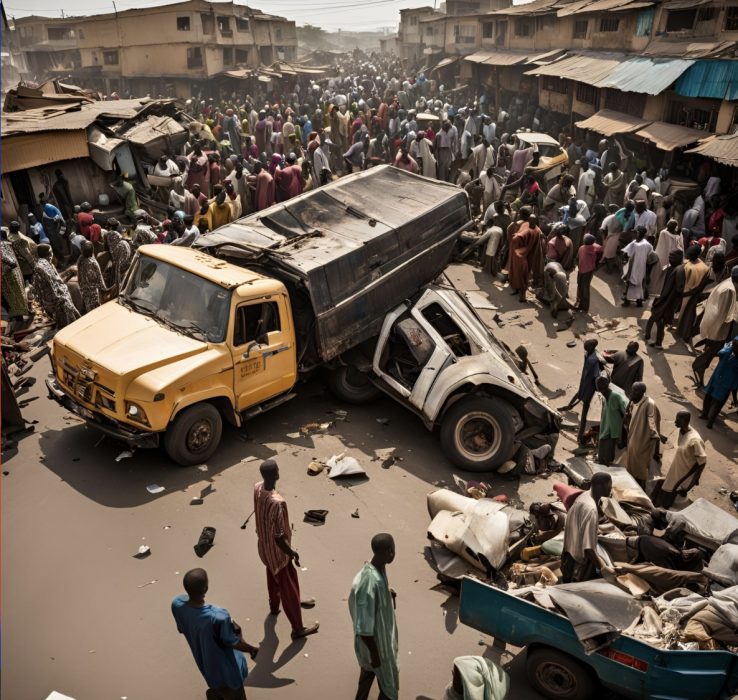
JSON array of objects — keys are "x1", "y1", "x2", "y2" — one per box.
[{"x1": 125, "y1": 402, "x2": 150, "y2": 426}]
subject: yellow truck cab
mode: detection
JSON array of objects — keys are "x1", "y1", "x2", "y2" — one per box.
[{"x1": 48, "y1": 244, "x2": 299, "y2": 465}]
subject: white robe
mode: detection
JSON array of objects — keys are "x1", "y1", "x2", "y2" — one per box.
[
  {"x1": 622, "y1": 238, "x2": 653, "y2": 301},
  {"x1": 417, "y1": 137, "x2": 436, "y2": 179}
]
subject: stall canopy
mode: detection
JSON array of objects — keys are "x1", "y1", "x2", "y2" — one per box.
[
  {"x1": 675, "y1": 60, "x2": 738, "y2": 101},
  {"x1": 635, "y1": 122, "x2": 709, "y2": 151},
  {"x1": 599, "y1": 57, "x2": 694, "y2": 96},
  {"x1": 463, "y1": 51, "x2": 530, "y2": 66},
  {"x1": 525, "y1": 53, "x2": 625, "y2": 86},
  {"x1": 686, "y1": 134, "x2": 738, "y2": 168},
  {"x1": 642, "y1": 39, "x2": 737, "y2": 59},
  {"x1": 575, "y1": 109, "x2": 652, "y2": 137}
]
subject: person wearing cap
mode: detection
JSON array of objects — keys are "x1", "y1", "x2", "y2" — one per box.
[
  {"x1": 692, "y1": 265, "x2": 738, "y2": 386},
  {"x1": 254, "y1": 459, "x2": 319, "y2": 641},
  {"x1": 701, "y1": 335, "x2": 738, "y2": 429}
]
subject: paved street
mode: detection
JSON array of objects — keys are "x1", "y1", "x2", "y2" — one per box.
[{"x1": 3, "y1": 263, "x2": 736, "y2": 700}]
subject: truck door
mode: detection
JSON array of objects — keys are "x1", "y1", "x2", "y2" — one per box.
[{"x1": 231, "y1": 295, "x2": 296, "y2": 411}]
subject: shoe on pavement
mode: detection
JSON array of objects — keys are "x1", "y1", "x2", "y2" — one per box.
[
  {"x1": 291, "y1": 623, "x2": 320, "y2": 639},
  {"x1": 300, "y1": 598, "x2": 316, "y2": 609}
]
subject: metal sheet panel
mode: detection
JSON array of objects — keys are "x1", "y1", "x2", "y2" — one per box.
[
  {"x1": 575, "y1": 109, "x2": 651, "y2": 136},
  {"x1": 482, "y1": 51, "x2": 530, "y2": 66},
  {"x1": 599, "y1": 57, "x2": 694, "y2": 95},
  {"x1": 675, "y1": 60, "x2": 738, "y2": 100},
  {"x1": 635, "y1": 122, "x2": 711, "y2": 151},
  {"x1": 2, "y1": 130, "x2": 89, "y2": 173},
  {"x1": 557, "y1": 0, "x2": 652, "y2": 15},
  {"x1": 642, "y1": 39, "x2": 737, "y2": 59},
  {"x1": 525, "y1": 53, "x2": 626, "y2": 86},
  {"x1": 686, "y1": 134, "x2": 738, "y2": 167}
]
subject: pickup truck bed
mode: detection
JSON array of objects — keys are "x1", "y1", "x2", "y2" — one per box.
[
  {"x1": 196, "y1": 165, "x2": 472, "y2": 365},
  {"x1": 459, "y1": 577, "x2": 738, "y2": 700}
]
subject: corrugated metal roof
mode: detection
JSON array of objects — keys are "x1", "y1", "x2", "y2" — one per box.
[
  {"x1": 642, "y1": 39, "x2": 737, "y2": 59},
  {"x1": 490, "y1": 0, "x2": 563, "y2": 15},
  {"x1": 1, "y1": 98, "x2": 153, "y2": 136},
  {"x1": 464, "y1": 50, "x2": 530, "y2": 66},
  {"x1": 662, "y1": 0, "x2": 712, "y2": 8},
  {"x1": 686, "y1": 134, "x2": 738, "y2": 167},
  {"x1": 557, "y1": 0, "x2": 652, "y2": 16},
  {"x1": 575, "y1": 109, "x2": 652, "y2": 136},
  {"x1": 675, "y1": 60, "x2": 738, "y2": 101},
  {"x1": 599, "y1": 57, "x2": 694, "y2": 95},
  {"x1": 528, "y1": 48, "x2": 567, "y2": 65},
  {"x1": 525, "y1": 52, "x2": 625, "y2": 85},
  {"x1": 3, "y1": 130, "x2": 89, "y2": 173},
  {"x1": 635, "y1": 122, "x2": 711, "y2": 151},
  {"x1": 118, "y1": 115, "x2": 186, "y2": 146}
]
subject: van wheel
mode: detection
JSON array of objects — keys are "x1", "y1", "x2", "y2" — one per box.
[
  {"x1": 526, "y1": 648, "x2": 597, "y2": 700},
  {"x1": 326, "y1": 366, "x2": 381, "y2": 404},
  {"x1": 164, "y1": 403, "x2": 222, "y2": 466},
  {"x1": 440, "y1": 396, "x2": 515, "y2": 472}
]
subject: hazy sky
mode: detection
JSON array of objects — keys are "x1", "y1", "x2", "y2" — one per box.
[{"x1": 4, "y1": 0, "x2": 445, "y2": 32}]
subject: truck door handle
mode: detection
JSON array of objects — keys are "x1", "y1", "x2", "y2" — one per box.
[{"x1": 262, "y1": 345, "x2": 289, "y2": 358}]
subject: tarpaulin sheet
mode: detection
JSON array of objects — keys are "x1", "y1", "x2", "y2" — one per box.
[{"x1": 675, "y1": 60, "x2": 738, "y2": 100}]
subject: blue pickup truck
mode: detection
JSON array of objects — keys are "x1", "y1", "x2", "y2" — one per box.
[{"x1": 459, "y1": 577, "x2": 738, "y2": 700}]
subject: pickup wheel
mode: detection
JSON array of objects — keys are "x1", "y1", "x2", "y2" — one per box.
[
  {"x1": 326, "y1": 366, "x2": 381, "y2": 404},
  {"x1": 526, "y1": 647, "x2": 597, "y2": 700},
  {"x1": 164, "y1": 403, "x2": 223, "y2": 466},
  {"x1": 440, "y1": 396, "x2": 515, "y2": 472}
]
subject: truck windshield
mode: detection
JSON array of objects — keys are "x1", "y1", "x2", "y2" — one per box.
[{"x1": 121, "y1": 255, "x2": 231, "y2": 343}]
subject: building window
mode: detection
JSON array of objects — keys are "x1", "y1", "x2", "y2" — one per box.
[
  {"x1": 599, "y1": 17, "x2": 620, "y2": 32},
  {"x1": 47, "y1": 26, "x2": 75, "y2": 41},
  {"x1": 410, "y1": 16, "x2": 418, "y2": 25},
  {"x1": 496, "y1": 20, "x2": 507, "y2": 45},
  {"x1": 236, "y1": 17, "x2": 250, "y2": 31},
  {"x1": 235, "y1": 48, "x2": 248, "y2": 63},
  {"x1": 223, "y1": 47, "x2": 234, "y2": 65},
  {"x1": 187, "y1": 47, "x2": 203, "y2": 68},
  {"x1": 176, "y1": 16, "x2": 190, "y2": 31},
  {"x1": 514, "y1": 18, "x2": 531, "y2": 36},
  {"x1": 425, "y1": 25, "x2": 433, "y2": 36},
  {"x1": 103, "y1": 50, "x2": 119, "y2": 65},
  {"x1": 276, "y1": 27, "x2": 282, "y2": 39},
  {"x1": 604, "y1": 88, "x2": 645, "y2": 118},
  {"x1": 668, "y1": 98, "x2": 717, "y2": 131},
  {"x1": 543, "y1": 77, "x2": 568, "y2": 94},
  {"x1": 572, "y1": 19, "x2": 588, "y2": 38},
  {"x1": 696, "y1": 7, "x2": 717, "y2": 22},
  {"x1": 535, "y1": 15, "x2": 554, "y2": 31},
  {"x1": 576, "y1": 82, "x2": 599, "y2": 107},
  {"x1": 482, "y1": 21, "x2": 493, "y2": 38},
  {"x1": 453, "y1": 24, "x2": 476, "y2": 44},
  {"x1": 665, "y1": 9, "x2": 696, "y2": 31},
  {"x1": 201, "y1": 13, "x2": 214, "y2": 34},
  {"x1": 726, "y1": 6, "x2": 738, "y2": 31},
  {"x1": 217, "y1": 16, "x2": 232, "y2": 35}
]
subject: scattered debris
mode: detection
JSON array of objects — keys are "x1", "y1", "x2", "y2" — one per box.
[
  {"x1": 115, "y1": 450, "x2": 135, "y2": 462},
  {"x1": 194, "y1": 526, "x2": 216, "y2": 558},
  {"x1": 376, "y1": 418, "x2": 391, "y2": 426},
  {"x1": 300, "y1": 421, "x2": 333, "y2": 436},
  {"x1": 566, "y1": 340, "x2": 577, "y2": 348},
  {"x1": 381, "y1": 456, "x2": 395, "y2": 469},
  {"x1": 304, "y1": 509, "x2": 328, "y2": 524},
  {"x1": 351, "y1": 509, "x2": 360, "y2": 518},
  {"x1": 146, "y1": 484, "x2": 165, "y2": 494},
  {"x1": 307, "y1": 460, "x2": 326, "y2": 476},
  {"x1": 327, "y1": 453, "x2": 366, "y2": 478},
  {"x1": 196, "y1": 464, "x2": 208, "y2": 472},
  {"x1": 137, "y1": 579, "x2": 158, "y2": 588},
  {"x1": 162, "y1": 525, "x2": 171, "y2": 530},
  {"x1": 332, "y1": 409, "x2": 348, "y2": 421},
  {"x1": 240, "y1": 455, "x2": 259, "y2": 463},
  {"x1": 286, "y1": 432, "x2": 301, "y2": 439},
  {"x1": 240, "y1": 511, "x2": 254, "y2": 530},
  {"x1": 190, "y1": 497, "x2": 204, "y2": 505},
  {"x1": 134, "y1": 545, "x2": 151, "y2": 559}
]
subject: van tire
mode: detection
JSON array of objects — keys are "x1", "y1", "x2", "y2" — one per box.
[
  {"x1": 525, "y1": 647, "x2": 597, "y2": 700},
  {"x1": 164, "y1": 403, "x2": 223, "y2": 466},
  {"x1": 439, "y1": 396, "x2": 515, "y2": 472},
  {"x1": 326, "y1": 366, "x2": 381, "y2": 404}
]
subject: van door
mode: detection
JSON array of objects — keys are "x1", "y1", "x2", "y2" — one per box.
[{"x1": 231, "y1": 295, "x2": 296, "y2": 411}]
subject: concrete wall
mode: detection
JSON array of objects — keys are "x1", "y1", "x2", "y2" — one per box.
[{"x1": 716, "y1": 100, "x2": 737, "y2": 134}]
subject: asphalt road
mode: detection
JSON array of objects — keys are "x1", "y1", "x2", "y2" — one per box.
[{"x1": 3, "y1": 263, "x2": 736, "y2": 700}]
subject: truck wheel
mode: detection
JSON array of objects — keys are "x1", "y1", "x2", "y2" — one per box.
[
  {"x1": 439, "y1": 396, "x2": 515, "y2": 472},
  {"x1": 164, "y1": 403, "x2": 223, "y2": 466},
  {"x1": 526, "y1": 648, "x2": 597, "y2": 700},
  {"x1": 326, "y1": 366, "x2": 381, "y2": 404}
]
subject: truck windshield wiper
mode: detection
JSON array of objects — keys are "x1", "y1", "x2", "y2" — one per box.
[
  {"x1": 120, "y1": 296, "x2": 157, "y2": 316},
  {"x1": 172, "y1": 320, "x2": 209, "y2": 341}
]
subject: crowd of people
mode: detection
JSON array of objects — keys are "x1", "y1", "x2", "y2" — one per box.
[{"x1": 3, "y1": 49, "x2": 738, "y2": 700}]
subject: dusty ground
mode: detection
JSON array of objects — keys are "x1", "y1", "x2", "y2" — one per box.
[{"x1": 3, "y1": 262, "x2": 736, "y2": 700}]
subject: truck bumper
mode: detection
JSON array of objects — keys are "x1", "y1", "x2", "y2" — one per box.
[{"x1": 46, "y1": 376, "x2": 159, "y2": 449}]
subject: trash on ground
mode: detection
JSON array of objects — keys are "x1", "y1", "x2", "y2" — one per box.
[
  {"x1": 307, "y1": 460, "x2": 326, "y2": 476},
  {"x1": 137, "y1": 579, "x2": 158, "y2": 588},
  {"x1": 332, "y1": 409, "x2": 348, "y2": 420},
  {"x1": 304, "y1": 509, "x2": 328, "y2": 524},
  {"x1": 116, "y1": 450, "x2": 135, "y2": 462},
  {"x1": 190, "y1": 497, "x2": 203, "y2": 505},
  {"x1": 134, "y1": 545, "x2": 151, "y2": 559},
  {"x1": 351, "y1": 508, "x2": 360, "y2": 518},
  {"x1": 146, "y1": 484, "x2": 165, "y2": 494},
  {"x1": 241, "y1": 455, "x2": 259, "y2": 463},
  {"x1": 300, "y1": 421, "x2": 333, "y2": 436},
  {"x1": 376, "y1": 418, "x2": 390, "y2": 426},
  {"x1": 194, "y1": 526, "x2": 216, "y2": 557},
  {"x1": 327, "y1": 453, "x2": 366, "y2": 478},
  {"x1": 381, "y1": 456, "x2": 395, "y2": 469},
  {"x1": 46, "y1": 693, "x2": 77, "y2": 700}
]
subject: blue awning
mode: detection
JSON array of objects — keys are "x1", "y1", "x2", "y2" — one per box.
[{"x1": 675, "y1": 60, "x2": 738, "y2": 101}]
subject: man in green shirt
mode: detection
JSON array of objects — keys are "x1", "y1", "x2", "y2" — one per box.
[
  {"x1": 596, "y1": 375, "x2": 628, "y2": 465},
  {"x1": 348, "y1": 533, "x2": 399, "y2": 700}
]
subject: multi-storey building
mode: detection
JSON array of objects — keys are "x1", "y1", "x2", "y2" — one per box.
[{"x1": 12, "y1": 0, "x2": 297, "y2": 98}]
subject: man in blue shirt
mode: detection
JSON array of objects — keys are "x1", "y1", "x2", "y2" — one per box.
[{"x1": 172, "y1": 568, "x2": 259, "y2": 699}]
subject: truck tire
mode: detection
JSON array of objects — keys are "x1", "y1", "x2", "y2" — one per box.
[
  {"x1": 439, "y1": 396, "x2": 515, "y2": 472},
  {"x1": 164, "y1": 403, "x2": 223, "y2": 466},
  {"x1": 326, "y1": 366, "x2": 381, "y2": 404},
  {"x1": 526, "y1": 647, "x2": 597, "y2": 700}
]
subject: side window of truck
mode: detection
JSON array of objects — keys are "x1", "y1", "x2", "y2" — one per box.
[
  {"x1": 234, "y1": 301, "x2": 281, "y2": 346},
  {"x1": 420, "y1": 303, "x2": 472, "y2": 357}
]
